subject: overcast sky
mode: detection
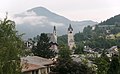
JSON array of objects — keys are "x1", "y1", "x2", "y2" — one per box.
[{"x1": 0, "y1": 0, "x2": 120, "y2": 22}]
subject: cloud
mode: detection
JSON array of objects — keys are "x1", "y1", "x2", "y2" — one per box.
[
  {"x1": 12, "y1": 11, "x2": 48, "y2": 26},
  {"x1": 14, "y1": 15, "x2": 47, "y2": 26},
  {"x1": 12, "y1": 11, "x2": 65, "y2": 27},
  {"x1": 50, "y1": 22, "x2": 65, "y2": 27}
]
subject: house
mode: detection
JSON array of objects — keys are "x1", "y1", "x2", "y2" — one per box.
[
  {"x1": 83, "y1": 46, "x2": 94, "y2": 53},
  {"x1": 25, "y1": 39, "x2": 34, "y2": 49},
  {"x1": 21, "y1": 56, "x2": 54, "y2": 74},
  {"x1": 106, "y1": 46, "x2": 119, "y2": 57}
]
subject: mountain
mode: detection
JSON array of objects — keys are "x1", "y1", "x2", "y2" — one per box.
[
  {"x1": 13, "y1": 7, "x2": 98, "y2": 39},
  {"x1": 99, "y1": 14, "x2": 120, "y2": 25}
]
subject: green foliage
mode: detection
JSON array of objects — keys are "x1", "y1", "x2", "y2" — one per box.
[
  {"x1": 94, "y1": 51, "x2": 110, "y2": 74},
  {"x1": 53, "y1": 14, "x2": 120, "y2": 74},
  {"x1": 107, "y1": 55, "x2": 120, "y2": 74},
  {"x1": 74, "y1": 42, "x2": 84, "y2": 54},
  {"x1": 99, "y1": 14, "x2": 120, "y2": 25},
  {"x1": 74, "y1": 19, "x2": 120, "y2": 49},
  {"x1": 101, "y1": 50, "x2": 110, "y2": 62},
  {"x1": 32, "y1": 33, "x2": 56, "y2": 58},
  {"x1": 0, "y1": 17, "x2": 23, "y2": 74},
  {"x1": 54, "y1": 61, "x2": 95, "y2": 74},
  {"x1": 94, "y1": 49, "x2": 120, "y2": 74},
  {"x1": 57, "y1": 35, "x2": 67, "y2": 45},
  {"x1": 83, "y1": 26, "x2": 93, "y2": 39},
  {"x1": 111, "y1": 26, "x2": 120, "y2": 34},
  {"x1": 96, "y1": 58, "x2": 109, "y2": 74},
  {"x1": 74, "y1": 32, "x2": 85, "y2": 42},
  {"x1": 58, "y1": 15, "x2": 120, "y2": 50},
  {"x1": 52, "y1": 46, "x2": 95, "y2": 74},
  {"x1": 58, "y1": 46, "x2": 72, "y2": 62}
]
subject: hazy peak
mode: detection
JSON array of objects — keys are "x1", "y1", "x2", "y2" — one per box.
[
  {"x1": 14, "y1": 6, "x2": 98, "y2": 39},
  {"x1": 27, "y1": 6, "x2": 51, "y2": 13}
]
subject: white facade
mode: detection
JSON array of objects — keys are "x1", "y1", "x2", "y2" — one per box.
[
  {"x1": 68, "y1": 24, "x2": 75, "y2": 50},
  {"x1": 52, "y1": 26, "x2": 57, "y2": 44},
  {"x1": 25, "y1": 39, "x2": 33, "y2": 49}
]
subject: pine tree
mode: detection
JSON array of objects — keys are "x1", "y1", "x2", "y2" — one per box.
[{"x1": 32, "y1": 33, "x2": 56, "y2": 58}]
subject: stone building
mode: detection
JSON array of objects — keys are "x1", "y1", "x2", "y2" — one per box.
[
  {"x1": 49, "y1": 26, "x2": 58, "y2": 53},
  {"x1": 67, "y1": 24, "x2": 75, "y2": 50},
  {"x1": 21, "y1": 56, "x2": 54, "y2": 74}
]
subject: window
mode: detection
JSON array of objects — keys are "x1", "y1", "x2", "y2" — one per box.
[
  {"x1": 32, "y1": 71, "x2": 34, "y2": 74},
  {"x1": 36, "y1": 70, "x2": 38, "y2": 74},
  {"x1": 32, "y1": 70, "x2": 38, "y2": 74}
]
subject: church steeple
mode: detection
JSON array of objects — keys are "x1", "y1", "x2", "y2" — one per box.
[
  {"x1": 67, "y1": 24, "x2": 75, "y2": 50},
  {"x1": 68, "y1": 24, "x2": 73, "y2": 31},
  {"x1": 53, "y1": 26, "x2": 56, "y2": 35},
  {"x1": 53, "y1": 26, "x2": 56, "y2": 31},
  {"x1": 49, "y1": 26, "x2": 58, "y2": 53}
]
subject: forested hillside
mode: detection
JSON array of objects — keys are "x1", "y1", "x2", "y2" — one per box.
[
  {"x1": 58, "y1": 14, "x2": 120, "y2": 51},
  {"x1": 99, "y1": 14, "x2": 120, "y2": 25}
]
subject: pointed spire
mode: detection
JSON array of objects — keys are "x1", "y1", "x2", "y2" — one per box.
[
  {"x1": 53, "y1": 26, "x2": 56, "y2": 31},
  {"x1": 68, "y1": 24, "x2": 73, "y2": 31},
  {"x1": 53, "y1": 26, "x2": 56, "y2": 35},
  {"x1": 6, "y1": 12, "x2": 8, "y2": 18}
]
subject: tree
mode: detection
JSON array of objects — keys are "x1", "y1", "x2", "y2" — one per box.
[
  {"x1": 32, "y1": 33, "x2": 56, "y2": 58},
  {"x1": 58, "y1": 46, "x2": 72, "y2": 62},
  {"x1": 0, "y1": 17, "x2": 23, "y2": 74},
  {"x1": 95, "y1": 58, "x2": 109, "y2": 74},
  {"x1": 94, "y1": 50, "x2": 110, "y2": 74},
  {"x1": 52, "y1": 46, "x2": 95, "y2": 74},
  {"x1": 107, "y1": 55, "x2": 120, "y2": 74},
  {"x1": 57, "y1": 35, "x2": 67, "y2": 45},
  {"x1": 74, "y1": 42, "x2": 84, "y2": 54}
]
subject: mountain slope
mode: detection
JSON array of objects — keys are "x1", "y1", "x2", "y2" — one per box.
[
  {"x1": 13, "y1": 7, "x2": 98, "y2": 39},
  {"x1": 28, "y1": 7, "x2": 71, "y2": 23},
  {"x1": 99, "y1": 14, "x2": 120, "y2": 25}
]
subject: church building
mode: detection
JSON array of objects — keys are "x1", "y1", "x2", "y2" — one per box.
[
  {"x1": 49, "y1": 26, "x2": 58, "y2": 53},
  {"x1": 68, "y1": 24, "x2": 75, "y2": 50}
]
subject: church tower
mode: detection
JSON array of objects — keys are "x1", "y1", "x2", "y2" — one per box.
[
  {"x1": 68, "y1": 24, "x2": 75, "y2": 50},
  {"x1": 50, "y1": 26, "x2": 58, "y2": 53},
  {"x1": 53, "y1": 26, "x2": 57, "y2": 43}
]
